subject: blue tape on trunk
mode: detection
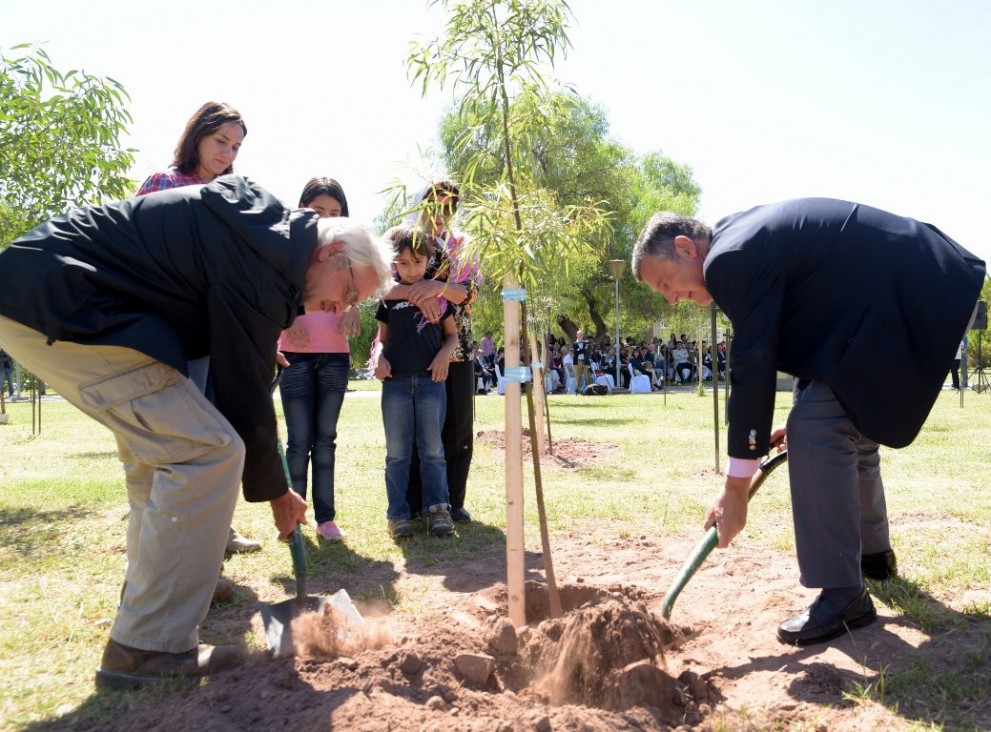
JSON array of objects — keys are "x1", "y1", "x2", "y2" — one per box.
[{"x1": 503, "y1": 366, "x2": 531, "y2": 383}]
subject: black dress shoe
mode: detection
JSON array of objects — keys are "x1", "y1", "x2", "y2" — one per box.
[
  {"x1": 450, "y1": 506, "x2": 471, "y2": 523},
  {"x1": 861, "y1": 550, "x2": 897, "y2": 580},
  {"x1": 777, "y1": 588, "x2": 877, "y2": 646}
]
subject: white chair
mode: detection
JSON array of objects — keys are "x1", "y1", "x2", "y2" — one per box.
[
  {"x1": 593, "y1": 372, "x2": 614, "y2": 393},
  {"x1": 629, "y1": 363, "x2": 651, "y2": 394},
  {"x1": 495, "y1": 364, "x2": 506, "y2": 395}
]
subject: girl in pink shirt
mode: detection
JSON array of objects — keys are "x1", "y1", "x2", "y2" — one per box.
[{"x1": 277, "y1": 178, "x2": 357, "y2": 542}]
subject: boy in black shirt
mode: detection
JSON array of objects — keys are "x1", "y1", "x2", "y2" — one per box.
[{"x1": 374, "y1": 226, "x2": 458, "y2": 538}]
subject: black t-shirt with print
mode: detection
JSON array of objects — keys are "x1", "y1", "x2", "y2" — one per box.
[{"x1": 375, "y1": 298, "x2": 452, "y2": 376}]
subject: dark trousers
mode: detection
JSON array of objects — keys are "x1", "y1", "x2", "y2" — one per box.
[
  {"x1": 788, "y1": 379, "x2": 890, "y2": 588},
  {"x1": 407, "y1": 360, "x2": 475, "y2": 512}
]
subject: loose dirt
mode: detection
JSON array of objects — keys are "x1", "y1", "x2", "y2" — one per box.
[{"x1": 50, "y1": 434, "x2": 991, "y2": 731}]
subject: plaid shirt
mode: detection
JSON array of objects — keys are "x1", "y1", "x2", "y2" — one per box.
[
  {"x1": 137, "y1": 168, "x2": 205, "y2": 196},
  {"x1": 426, "y1": 231, "x2": 482, "y2": 361}
]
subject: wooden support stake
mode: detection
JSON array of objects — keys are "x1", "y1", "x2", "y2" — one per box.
[{"x1": 503, "y1": 275, "x2": 526, "y2": 627}]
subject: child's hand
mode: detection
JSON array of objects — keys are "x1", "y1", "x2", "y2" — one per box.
[
  {"x1": 375, "y1": 355, "x2": 392, "y2": 381},
  {"x1": 429, "y1": 353, "x2": 450, "y2": 382}
]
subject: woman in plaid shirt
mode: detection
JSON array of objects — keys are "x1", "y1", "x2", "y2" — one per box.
[
  {"x1": 388, "y1": 181, "x2": 482, "y2": 523},
  {"x1": 136, "y1": 101, "x2": 257, "y2": 590},
  {"x1": 137, "y1": 101, "x2": 246, "y2": 195}
]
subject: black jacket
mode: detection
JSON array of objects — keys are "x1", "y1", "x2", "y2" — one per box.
[
  {"x1": 705, "y1": 198, "x2": 985, "y2": 457},
  {"x1": 0, "y1": 175, "x2": 319, "y2": 501}
]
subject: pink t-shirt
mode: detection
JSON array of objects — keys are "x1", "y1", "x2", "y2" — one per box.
[{"x1": 278, "y1": 312, "x2": 349, "y2": 354}]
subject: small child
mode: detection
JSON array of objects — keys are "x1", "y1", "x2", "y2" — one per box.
[{"x1": 374, "y1": 225, "x2": 458, "y2": 538}]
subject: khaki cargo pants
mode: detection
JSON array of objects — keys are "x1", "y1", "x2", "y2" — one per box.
[{"x1": 0, "y1": 316, "x2": 244, "y2": 652}]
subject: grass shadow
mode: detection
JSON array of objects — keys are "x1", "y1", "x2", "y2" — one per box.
[
  {"x1": 391, "y1": 518, "x2": 551, "y2": 594},
  {"x1": 261, "y1": 532, "x2": 401, "y2": 608},
  {"x1": 0, "y1": 505, "x2": 97, "y2": 552}
]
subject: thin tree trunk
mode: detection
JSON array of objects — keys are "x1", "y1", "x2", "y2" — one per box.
[{"x1": 521, "y1": 302, "x2": 562, "y2": 618}]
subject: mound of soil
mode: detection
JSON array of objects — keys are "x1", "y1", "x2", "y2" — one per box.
[{"x1": 52, "y1": 529, "x2": 991, "y2": 731}]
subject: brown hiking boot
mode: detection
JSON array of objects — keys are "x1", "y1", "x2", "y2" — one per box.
[
  {"x1": 95, "y1": 638, "x2": 245, "y2": 690},
  {"x1": 225, "y1": 526, "x2": 262, "y2": 555},
  {"x1": 212, "y1": 577, "x2": 234, "y2": 604},
  {"x1": 427, "y1": 504, "x2": 454, "y2": 537}
]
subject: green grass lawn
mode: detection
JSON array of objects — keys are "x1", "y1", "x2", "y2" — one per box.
[{"x1": 1, "y1": 385, "x2": 989, "y2": 730}]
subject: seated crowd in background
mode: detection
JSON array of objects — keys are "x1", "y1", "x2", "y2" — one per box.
[{"x1": 470, "y1": 331, "x2": 727, "y2": 396}]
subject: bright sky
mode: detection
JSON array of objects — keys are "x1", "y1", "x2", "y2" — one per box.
[{"x1": 5, "y1": 0, "x2": 989, "y2": 265}]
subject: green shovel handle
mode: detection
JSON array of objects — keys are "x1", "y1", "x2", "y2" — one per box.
[
  {"x1": 660, "y1": 450, "x2": 788, "y2": 620},
  {"x1": 272, "y1": 367, "x2": 307, "y2": 602},
  {"x1": 276, "y1": 437, "x2": 306, "y2": 601},
  {"x1": 289, "y1": 524, "x2": 306, "y2": 600}
]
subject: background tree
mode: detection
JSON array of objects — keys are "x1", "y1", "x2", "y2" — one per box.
[
  {"x1": 967, "y1": 277, "x2": 991, "y2": 372},
  {"x1": 436, "y1": 90, "x2": 703, "y2": 346},
  {"x1": 0, "y1": 44, "x2": 135, "y2": 246}
]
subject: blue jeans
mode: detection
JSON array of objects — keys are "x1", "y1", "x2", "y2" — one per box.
[
  {"x1": 382, "y1": 374, "x2": 449, "y2": 519},
  {"x1": 279, "y1": 353, "x2": 349, "y2": 523}
]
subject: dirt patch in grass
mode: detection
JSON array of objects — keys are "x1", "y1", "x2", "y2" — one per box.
[
  {"x1": 52, "y1": 529, "x2": 991, "y2": 732},
  {"x1": 475, "y1": 428, "x2": 621, "y2": 469}
]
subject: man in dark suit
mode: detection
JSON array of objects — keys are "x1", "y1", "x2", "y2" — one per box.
[{"x1": 633, "y1": 198, "x2": 985, "y2": 646}]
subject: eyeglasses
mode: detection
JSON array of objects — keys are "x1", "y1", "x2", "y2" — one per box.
[{"x1": 342, "y1": 257, "x2": 360, "y2": 312}]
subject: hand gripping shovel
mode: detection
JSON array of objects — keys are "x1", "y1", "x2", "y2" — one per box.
[
  {"x1": 660, "y1": 450, "x2": 788, "y2": 620},
  {"x1": 259, "y1": 372, "x2": 362, "y2": 656}
]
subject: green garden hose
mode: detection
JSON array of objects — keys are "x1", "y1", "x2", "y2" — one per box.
[{"x1": 661, "y1": 450, "x2": 788, "y2": 619}]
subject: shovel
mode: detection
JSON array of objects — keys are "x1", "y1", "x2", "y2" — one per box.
[
  {"x1": 259, "y1": 375, "x2": 362, "y2": 656},
  {"x1": 660, "y1": 449, "x2": 788, "y2": 619}
]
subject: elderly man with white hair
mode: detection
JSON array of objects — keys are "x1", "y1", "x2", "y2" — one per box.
[{"x1": 0, "y1": 175, "x2": 393, "y2": 689}]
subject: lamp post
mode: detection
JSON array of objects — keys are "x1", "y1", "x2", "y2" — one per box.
[{"x1": 607, "y1": 259, "x2": 626, "y2": 389}]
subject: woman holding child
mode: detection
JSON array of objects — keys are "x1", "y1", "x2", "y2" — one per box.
[
  {"x1": 389, "y1": 181, "x2": 482, "y2": 524},
  {"x1": 375, "y1": 226, "x2": 458, "y2": 538}
]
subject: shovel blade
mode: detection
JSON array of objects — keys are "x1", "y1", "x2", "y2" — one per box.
[
  {"x1": 259, "y1": 589, "x2": 364, "y2": 657},
  {"x1": 260, "y1": 596, "x2": 328, "y2": 657}
]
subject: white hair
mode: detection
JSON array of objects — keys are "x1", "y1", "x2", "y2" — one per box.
[{"x1": 315, "y1": 217, "x2": 394, "y2": 296}]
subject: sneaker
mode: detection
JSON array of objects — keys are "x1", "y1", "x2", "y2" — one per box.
[
  {"x1": 95, "y1": 638, "x2": 245, "y2": 690},
  {"x1": 428, "y1": 505, "x2": 454, "y2": 537},
  {"x1": 225, "y1": 526, "x2": 262, "y2": 556},
  {"x1": 388, "y1": 518, "x2": 414, "y2": 539},
  {"x1": 450, "y1": 506, "x2": 472, "y2": 523},
  {"x1": 316, "y1": 521, "x2": 346, "y2": 542}
]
